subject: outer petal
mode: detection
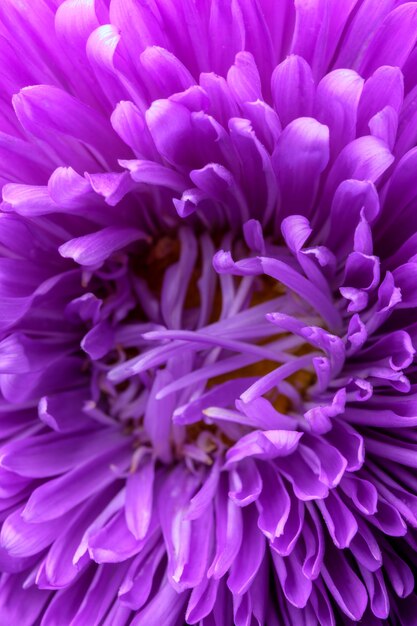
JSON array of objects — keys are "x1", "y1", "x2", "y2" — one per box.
[
  {"x1": 272, "y1": 117, "x2": 329, "y2": 218},
  {"x1": 359, "y1": 3, "x2": 417, "y2": 77},
  {"x1": 315, "y1": 69, "x2": 363, "y2": 157},
  {"x1": 271, "y1": 55, "x2": 315, "y2": 127}
]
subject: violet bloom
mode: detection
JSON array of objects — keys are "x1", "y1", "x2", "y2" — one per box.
[{"x1": 2, "y1": 0, "x2": 417, "y2": 624}]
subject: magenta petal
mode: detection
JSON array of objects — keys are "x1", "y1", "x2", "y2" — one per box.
[
  {"x1": 324, "y1": 136, "x2": 394, "y2": 208},
  {"x1": 13, "y1": 85, "x2": 126, "y2": 169},
  {"x1": 207, "y1": 0, "x2": 245, "y2": 76},
  {"x1": 315, "y1": 69, "x2": 363, "y2": 157},
  {"x1": 111, "y1": 100, "x2": 157, "y2": 159},
  {"x1": 291, "y1": 0, "x2": 358, "y2": 79},
  {"x1": 271, "y1": 55, "x2": 315, "y2": 127},
  {"x1": 227, "y1": 52, "x2": 262, "y2": 104},
  {"x1": 272, "y1": 117, "x2": 329, "y2": 217},
  {"x1": 120, "y1": 159, "x2": 187, "y2": 192},
  {"x1": 359, "y1": 4, "x2": 417, "y2": 77},
  {"x1": 140, "y1": 46, "x2": 195, "y2": 99},
  {"x1": 357, "y1": 66, "x2": 404, "y2": 136},
  {"x1": 241, "y1": 101, "x2": 281, "y2": 153}
]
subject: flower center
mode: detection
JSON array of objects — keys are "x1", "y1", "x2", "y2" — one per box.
[{"x1": 86, "y1": 227, "x2": 320, "y2": 466}]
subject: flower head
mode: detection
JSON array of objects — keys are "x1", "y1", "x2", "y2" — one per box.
[{"x1": 1, "y1": 1, "x2": 417, "y2": 624}]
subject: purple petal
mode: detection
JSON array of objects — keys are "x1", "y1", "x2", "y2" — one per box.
[
  {"x1": 315, "y1": 69, "x2": 363, "y2": 157},
  {"x1": 359, "y1": 4, "x2": 417, "y2": 77},
  {"x1": 272, "y1": 117, "x2": 329, "y2": 217},
  {"x1": 207, "y1": 476, "x2": 243, "y2": 580},
  {"x1": 227, "y1": 52, "x2": 262, "y2": 104},
  {"x1": 227, "y1": 504, "x2": 265, "y2": 595},
  {"x1": 321, "y1": 544, "x2": 368, "y2": 621},
  {"x1": 255, "y1": 462, "x2": 291, "y2": 541},
  {"x1": 224, "y1": 430, "x2": 302, "y2": 467},
  {"x1": 228, "y1": 458, "x2": 263, "y2": 507},
  {"x1": 271, "y1": 55, "x2": 315, "y2": 127},
  {"x1": 59, "y1": 227, "x2": 147, "y2": 268},
  {"x1": 125, "y1": 458, "x2": 155, "y2": 540},
  {"x1": 316, "y1": 490, "x2": 358, "y2": 549},
  {"x1": 22, "y1": 442, "x2": 130, "y2": 522}
]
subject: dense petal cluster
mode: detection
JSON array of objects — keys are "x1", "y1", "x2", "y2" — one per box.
[{"x1": 2, "y1": 0, "x2": 417, "y2": 624}]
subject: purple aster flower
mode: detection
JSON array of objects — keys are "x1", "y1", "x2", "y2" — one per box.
[{"x1": 2, "y1": 0, "x2": 417, "y2": 624}]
